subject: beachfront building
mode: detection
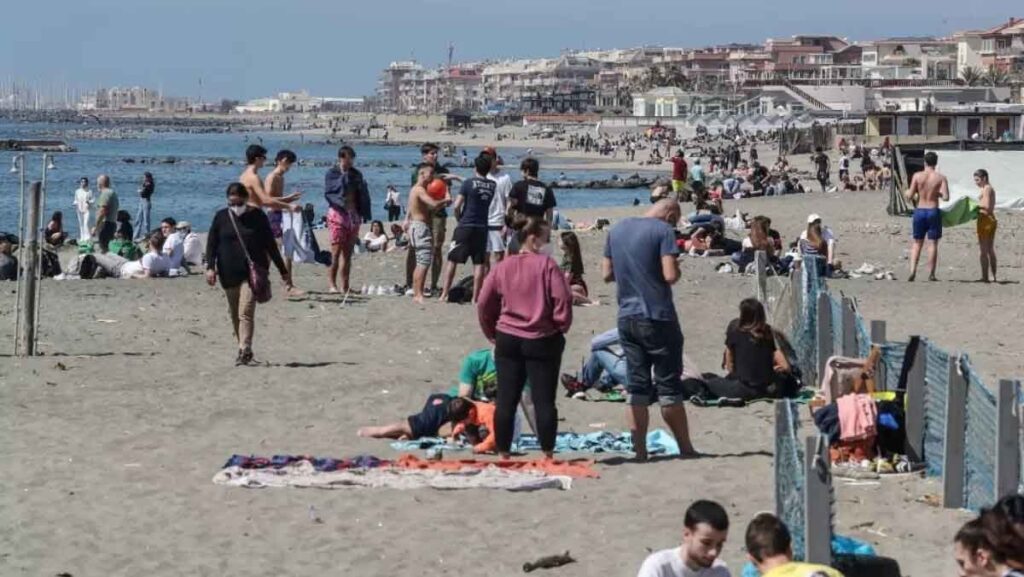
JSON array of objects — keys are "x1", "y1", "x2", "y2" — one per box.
[
  {"x1": 858, "y1": 38, "x2": 958, "y2": 81},
  {"x1": 482, "y1": 55, "x2": 599, "y2": 113},
  {"x1": 232, "y1": 91, "x2": 359, "y2": 114},
  {"x1": 764, "y1": 36, "x2": 850, "y2": 81},
  {"x1": 865, "y1": 106, "x2": 1023, "y2": 140},
  {"x1": 77, "y1": 86, "x2": 191, "y2": 112},
  {"x1": 979, "y1": 18, "x2": 1024, "y2": 74},
  {"x1": 376, "y1": 61, "x2": 426, "y2": 113},
  {"x1": 631, "y1": 87, "x2": 732, "y2": 117}
]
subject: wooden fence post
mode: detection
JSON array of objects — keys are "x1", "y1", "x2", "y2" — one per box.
[
  {"x1": 841, "y1": 297, "x2": 857, "y2": 357},
  {"x1": 943, "y1": 355, "x2": 967, "y2": 509},
  {"x1": 805, "y1": 435, "x2": 832, "y2": 566},
  {"x1": 871, "y1": 320, "x2": 887, "y2": 390},
  {"x1": 816, "y1": 292, "x2": 833, "y2": 389},
  {"x1": 995, "y1": 379, "x2": 1022, "y2": 499},
  {"x1": 16, "y1": 182, "x2": 42, "y2": 357},
  {"x1": 774, "y1": 401, "x2": 788, "y2": 519},
  {"x1": 905, "y1": 338, "x2": 927, "y2": 464}
]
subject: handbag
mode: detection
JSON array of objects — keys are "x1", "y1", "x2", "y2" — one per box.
[{"x1": 227, "y1": 209, "x2": 272, "y2": 303}]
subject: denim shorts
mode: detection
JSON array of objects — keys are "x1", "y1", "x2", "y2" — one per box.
[{"x1": 617, "y1": 316, "x2": 685, "y2": 406}]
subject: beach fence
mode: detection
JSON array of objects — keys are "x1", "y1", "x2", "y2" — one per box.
[{"x1": 762, "y1": 252, "x2": 1023, "y2": 515}]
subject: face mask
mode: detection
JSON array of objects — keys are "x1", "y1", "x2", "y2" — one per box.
[{"x1": 229, "y1": 205, "x2": 248, "y2": 217}]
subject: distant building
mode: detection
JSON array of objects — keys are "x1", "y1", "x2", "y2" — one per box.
[
  {"x1": 234, "y1": 91, "x2": 362, "y2": 113},
  {"x1": 979, "y1": 17, "x2": 1024, "y2": 73},
  {"x1": 631, "y1": 87, "x2": 732, "y2": 117},
  {"x1": 78, "y1": 86, "x2": 190, "y2": 112},
  {"x1": 865, "y1": 107, "x2": 1023, "y2": 139}
]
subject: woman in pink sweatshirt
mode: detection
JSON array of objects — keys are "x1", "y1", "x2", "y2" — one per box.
[{"x1": 478, "y1": 217, "x2": 573, "y2": 459}]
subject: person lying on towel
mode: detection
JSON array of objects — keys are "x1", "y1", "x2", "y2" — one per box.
[{"x1": 358, "y1": 394, "x2": 497, "y2": 453}]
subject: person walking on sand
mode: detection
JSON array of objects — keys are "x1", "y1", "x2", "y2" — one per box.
[
  {"x1": 477, "y1": 217, "x2": 573, "y2": 460},
  {"x1": 263, "y1": 149, "x2": 304, "y2": 296},
  {"x1": 324, "y1": 145, "x2": 372, "y2": 294},
  {"x1": 974, "y1": 169, "x2": 998, "y2": 283},
  {"x1": 73, "y1": 177, "x2": 93, "y2": 242},
  {"x1": 133, "y1": 172, "x2": 155, "y2": 241},
  {"x1": 904, "y1": 151, "x2": 949, "y2": 282},
  {"x1": 205, "y1": 183, "x2": 290, "y2": 366},
  {"x1": 405, "y1": 163, "x2": 452, "y2": 303},
  {"x1": 603, "y1": 199, "x2": 697, "y2": 461},
  {"x1": 239, "y1": 144, "x2": 302, "y2": 213}
]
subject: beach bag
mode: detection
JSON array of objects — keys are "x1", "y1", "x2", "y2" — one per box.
[
  {"x1": 228, "y1": 210, "x2": 272, "y2": 304},
  {"x1": 41, "y1": 248, "x2": 61, "y2": 278},
  {"x1": 446, "y1": 275, "x2": 474, "y2": 304}
]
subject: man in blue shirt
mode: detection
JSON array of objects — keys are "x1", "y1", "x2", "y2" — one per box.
[
  {"x1": 603, "y1": 199, "x2": 697, "y2": 461},
  {"x1": 439, "y1": 154, "x2": 496, "y2": 303}
]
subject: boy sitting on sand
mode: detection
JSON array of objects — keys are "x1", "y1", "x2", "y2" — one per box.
[{"x1": 358, "y1": 394, "x2": 497, "y2": 454}]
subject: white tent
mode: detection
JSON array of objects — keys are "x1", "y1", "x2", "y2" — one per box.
[{"x1": 927, "y1": 149, "x2": 1024, "y2": 210}]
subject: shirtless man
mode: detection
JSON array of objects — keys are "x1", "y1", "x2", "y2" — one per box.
[
  {"x1": 240, "y1": 145, "x2": 301, "y2": 212},
  {"x1": 904, "y1": 151, "x2": 949, "y2": 282},
  {"x1": 263, "y1": 149, "x2": 304, "y2": 296},
  {"x1": 974, "y1": 168, "x2": 998, "y2": 283},
  {"x1": 404, "y1": 163, "x2": 452, "y2": 303}
]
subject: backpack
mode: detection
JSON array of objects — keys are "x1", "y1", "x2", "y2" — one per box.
[
  {"x1": 446, "y1": 275, "x2": 474, "y2": 304},
  {"x1": 41, "y1": 248, "x2": 62, "y2": 278}
]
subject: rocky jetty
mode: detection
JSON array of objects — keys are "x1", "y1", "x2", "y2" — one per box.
[
  {"x1": 0, "y1": 139, "x2": 76, "y2": 152},
  {"x1": 550, "y1": 173, "x2": 654, "y2": 190}
]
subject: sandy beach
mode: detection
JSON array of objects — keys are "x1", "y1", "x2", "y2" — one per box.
[{"x1": 3, "y1": 167, "x2": 1019, "y2": 575}]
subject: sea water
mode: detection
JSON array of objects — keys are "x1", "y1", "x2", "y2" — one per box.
[{"x1": 0, "y1": 122, "x2": 647, "y2": 235}]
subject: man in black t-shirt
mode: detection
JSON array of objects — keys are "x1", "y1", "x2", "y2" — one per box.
[
  {"x1": 439, "y1": 155, "x2": 495, "y2": 303},
  {"x1": 812, "y1": 147, "x2": 831, "y2": 193},
  {"x1": 509, "y1": 157, "x2": 556, "y2": 223}
]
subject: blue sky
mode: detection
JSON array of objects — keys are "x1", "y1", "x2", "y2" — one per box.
[{"x1": 0, "y1": 0, "x2": 1017, "y2": 100}]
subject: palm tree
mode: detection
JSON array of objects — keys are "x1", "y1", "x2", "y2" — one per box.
[
  {"x1": 983, "y1": 66, "x2": 1009, "y2": 87},
  {"x1": 960, "y1": 66, "x2": 983, "y2": 86}
]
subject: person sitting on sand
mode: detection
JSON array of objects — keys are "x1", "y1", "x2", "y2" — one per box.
[
  {"x1": 637, "y1": 500, "x2": 731, "y2": 577},
  {"x1": 559, "y1": 231, "x2": 594, "y2": 306},
  {"x1": 0, "y1": 239, "x2": 18, "y2": 281},
  {"x1": 732, "y1": 216, "x2": 776, "y2": 271},
  {"x1": 698, "y1": 299, "x2": 797, "y2": 405},
  {"x1": 798, "y1": 214, "x2": 837, "y2": 277},
  {"x1": 745, "y1": 513, "x2": 842, "y2": 577},
  {"x1": 362, "y1": 220, "x2": 389, "y2": 253},
  {"x1": 357, "y1": 394, "x2": 497, "y2": 454},
  {"x1": 45, "y1": 211, "x2": 67, "y2": 247},
  {"x1": 87, "y1": 232, "x2": 171, "y2": 279}
]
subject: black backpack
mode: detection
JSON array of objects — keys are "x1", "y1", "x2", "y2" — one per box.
[{"x1": 446, "y1": 275, "x2": 474, "y2": 304}]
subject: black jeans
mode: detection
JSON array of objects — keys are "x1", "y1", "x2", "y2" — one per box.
[
  {"x1": 618, "y1": 316, "x2": 685, "y2": 406},
  {"x1": 494, "y1": 331, "x2": 565, "y2": 453},
  {"x1": 386, "y1": 205, "x2": 401, "y2": 222}
]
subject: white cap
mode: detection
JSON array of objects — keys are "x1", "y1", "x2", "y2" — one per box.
[
  {"x1": 176, "y1": 221, "x2": 191, "y2": 230},
  {"x1": 807, "y1": 213, "x2": 822, "y2": 224}
]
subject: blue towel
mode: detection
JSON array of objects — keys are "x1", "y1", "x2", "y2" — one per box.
[{"x1": 389, "y1": 429, "x2": 680, "y2": 456}]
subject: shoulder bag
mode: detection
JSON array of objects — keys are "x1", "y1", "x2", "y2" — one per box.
[{"x1": 227, "y1": 210, "x2": 272, "y2": 303}]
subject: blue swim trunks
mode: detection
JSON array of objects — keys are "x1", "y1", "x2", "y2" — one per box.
[{"x1": 912, "y1": 208, "x2": 942, "y2": 240}]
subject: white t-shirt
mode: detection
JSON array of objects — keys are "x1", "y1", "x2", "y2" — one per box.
[
  {"x1": 637, "y1": 548, "x2": 731, "y2": 577},
  {"x1": 182, "y1": 233, "x2": 203, "y2": 266},
  {"x1": 487, "y1": 172, "x2": 513, "y2": 227},
  {"x1": 363, "y1": 232, "x2": 388, "y2": 252},
  {"x1": 163, "y1": 231, "x2": 184, "y2": 269},
  {"x1": 74, "y1": 188, "x2": 93, "y2": 213},
  {"x1": 120, "y1": 251, "x2": 171, "y2": 279}
]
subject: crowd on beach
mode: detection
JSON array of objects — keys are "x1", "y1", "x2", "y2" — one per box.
[{"x1": 1, "y1": 126, "x2": 1012, "y2": 576}]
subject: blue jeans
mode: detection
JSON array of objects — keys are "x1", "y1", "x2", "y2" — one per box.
[
  {"x1": 618, "y1": 316, "x2": 685, "y2": 406},
  {"x1": 134, "y1": 198, "x2": 151, "y2": 241},
  {"x1": 581, "y1": 349, "x2": 627, "y2": 390}
]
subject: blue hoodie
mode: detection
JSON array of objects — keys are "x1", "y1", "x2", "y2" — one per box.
[{"x1": 324, "y1": 165, "x2": 372, "y2": 222}]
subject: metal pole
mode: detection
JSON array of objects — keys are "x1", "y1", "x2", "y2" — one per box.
[
  {"x1": 17, "y1": 182, "x2": 42, "y2": 357},
  {"x1": 34, "y1": 154, "x2": 49, "y2": 352}
]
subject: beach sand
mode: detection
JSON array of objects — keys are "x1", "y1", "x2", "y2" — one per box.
[{"x1": 3, "y1": 178, "x2": 1018, "y2": 576}]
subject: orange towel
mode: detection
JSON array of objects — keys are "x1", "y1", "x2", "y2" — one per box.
[{"x1": 395, "y1": 454, "x2": 599, "y2": 479}]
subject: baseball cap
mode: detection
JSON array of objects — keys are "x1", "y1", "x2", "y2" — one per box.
[{"x1": 807, "y1": 214, "x2": 822, "y2": 224}]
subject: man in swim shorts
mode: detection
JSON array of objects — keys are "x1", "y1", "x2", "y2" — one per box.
[
  {"x1": 904, "y1": 151, "x2": 949, "y2": 282},
  {"x1": 974, "y1": 168, "x2": 998, "y2": 283},
  {"x1": 405, "y1": 163, "x2": 452, "y2": 303}
]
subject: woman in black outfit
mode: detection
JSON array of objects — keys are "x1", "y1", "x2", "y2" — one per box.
[
  {"x1": 205, "y1": 183, "x2": 289, "y2": 365},
  {"x1": 701, "y1": 298, "x2": 797, "y2": 403}
]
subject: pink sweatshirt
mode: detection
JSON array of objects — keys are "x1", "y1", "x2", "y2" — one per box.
[{"x1": 477, "y1": 252, "x2": 573, "y2": 341}]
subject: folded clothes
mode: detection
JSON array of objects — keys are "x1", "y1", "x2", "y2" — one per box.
[{"x1": 390, "y1": 429, "x2": 681, "y2": 457}]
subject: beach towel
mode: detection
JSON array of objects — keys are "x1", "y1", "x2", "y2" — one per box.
[
  {"x1": 394, "y1": 454, "x2": 597, "y2": 479},
  {"x1": 282, "y1": 211, "x2": 315, "y2": 263},
  {"x1": 214, "y1": 461, "x2": 572, "y2": 491},
  {"x1": 940, "y1": 196, "x2": 979, "y2": 228},
  {"x1": 389, "y1": 429, "x2": 680, "y2": 457}
]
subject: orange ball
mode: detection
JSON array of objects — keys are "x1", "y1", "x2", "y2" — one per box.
[{"x1": 427, "y1": 178, "x2": 448, "y2": 200}]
